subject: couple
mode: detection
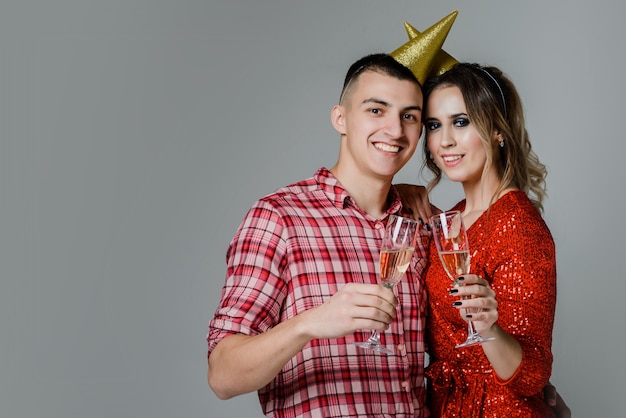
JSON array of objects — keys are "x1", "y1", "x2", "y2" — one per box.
[{"x1": 207, "y1": 22, "x2": 567, "y2": 418}]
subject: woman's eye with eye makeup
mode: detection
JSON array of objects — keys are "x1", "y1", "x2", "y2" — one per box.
[
  {"x1": 426, "y1": 121, "x2": 440, "y2": 130},
  {"x1": 454, "y1": 117, "x2": 470, "y2": 127}
]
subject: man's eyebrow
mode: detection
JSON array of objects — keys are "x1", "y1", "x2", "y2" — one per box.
[
  {"x1": 361, "y1": 98, "x2": 390, "y2": 107},
  {"x1": 361, "y1": 98, "x2": 422, "y2": 112},
  {"x1": 403, "y1": 105, "x2": 423, "y2": 112}
]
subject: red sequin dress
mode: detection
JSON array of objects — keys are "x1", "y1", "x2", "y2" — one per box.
[{"x1": 425, "y1": 191, "x2": 557, "y2": 417}]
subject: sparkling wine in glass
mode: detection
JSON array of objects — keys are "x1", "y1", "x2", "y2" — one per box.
[
  {"x1": 355, "y1": 214, "x2": 418, "y2": 354},
  {"x1": 430, "y1": 211, "x2": 495, "y2": 348}
]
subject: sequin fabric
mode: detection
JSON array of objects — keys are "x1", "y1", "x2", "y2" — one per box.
[{"x1": 425, "y1": 191, "x2": 557, "y2": 417}]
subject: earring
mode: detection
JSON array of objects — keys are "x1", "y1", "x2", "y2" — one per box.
[{"x1": 499, "y1": 140, "x2": 504, "y2": 148}]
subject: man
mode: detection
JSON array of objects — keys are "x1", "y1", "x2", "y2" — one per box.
[{"x1": 208, "y1": 53, "x2": 430, "y2": 417}]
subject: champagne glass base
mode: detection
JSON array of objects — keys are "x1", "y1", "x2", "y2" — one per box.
[
  {"x1": 455, "y1": 334, "x2": 496, "y2": 348},
  {"x1": 355, "y1": 341, "x2": 394, "y2": 355}
]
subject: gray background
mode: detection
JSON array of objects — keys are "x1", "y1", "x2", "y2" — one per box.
[{"x1": 1, "y1": 1, "x2": 624, "y2": 417}]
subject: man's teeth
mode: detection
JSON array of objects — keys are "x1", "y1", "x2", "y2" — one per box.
[
  {"x1": 443, "y1": 155, "x2": 462, "y2": 162},
  {"x1": 374, "y1": 143, "x2": 400, "y2": 153}
]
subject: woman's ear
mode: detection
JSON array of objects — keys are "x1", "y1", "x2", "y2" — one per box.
[
  {"x1": 331, "y1": 105, "x2": 347, "y2": 135},
  {"x1": 493, "y1": 130, "x2": 504, "y2": 146}
]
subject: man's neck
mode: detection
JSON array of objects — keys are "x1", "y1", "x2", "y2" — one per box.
[{"x1": 329, "y1": 165, "x2": 392, "y2": 219}]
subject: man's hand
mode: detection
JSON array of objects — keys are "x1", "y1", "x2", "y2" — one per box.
[
  {"x1": 544, "y1": 382, "x2": 571, "y2": 418},
  {"x1": 304, "y1": 282, "x2": 398, "y2": 339}
]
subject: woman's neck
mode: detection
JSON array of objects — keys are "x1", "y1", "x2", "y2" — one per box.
[{"x1": 461, "y1": 179, "x2": 516, "y2": 227}]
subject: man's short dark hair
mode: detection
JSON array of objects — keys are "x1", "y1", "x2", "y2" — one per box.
[{"x1": 339, "y1": 53, "x2": 421, "y2": 103}]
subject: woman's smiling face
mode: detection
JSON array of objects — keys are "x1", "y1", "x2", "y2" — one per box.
[{"x1": 425, "y1": 85, "x2": 489, "y2": 187}]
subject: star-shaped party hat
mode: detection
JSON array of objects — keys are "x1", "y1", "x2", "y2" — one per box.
[{"x1": 390, "y1": 10, "x2": 459, "y2": 84}]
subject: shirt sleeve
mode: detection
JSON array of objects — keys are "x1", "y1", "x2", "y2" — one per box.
[
  {"x1": 487, "y1": 211, "x2": 557, "y2": 396},
  {"x1": 207, "y1": 199, "x2": 288, "y2": 356}
]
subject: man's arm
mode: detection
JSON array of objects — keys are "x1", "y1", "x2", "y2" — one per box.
[
  {"x1": 207, "y1": 282, "x2": 397, "y2": 399},
  {"x1": 208, "y1": 310, "x2": 314, "y2": 399}
]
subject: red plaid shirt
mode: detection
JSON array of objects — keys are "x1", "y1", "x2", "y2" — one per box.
[{"x1": 208, "y1": 168, "x2": 430, "y2": 417}]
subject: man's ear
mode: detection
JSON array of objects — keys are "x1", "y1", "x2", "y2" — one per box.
[{"x1": 331, "y1": 105, "x2": 347, "y2": 135}]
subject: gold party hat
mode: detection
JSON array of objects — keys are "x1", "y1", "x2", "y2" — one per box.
[{"x1": 390, "y1": 10, "x2": 459, "y2": 84}]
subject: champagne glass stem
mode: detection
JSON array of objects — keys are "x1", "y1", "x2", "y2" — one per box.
[
  {"x1": 355, "y1": 283, "x2": 395, "y2": 355},
  {"x1": 367, "y1": 330, "x2": 381, "y2": 345},
  {"x1": 455, "y1": 300, "x2": 495, "y2": 348},
  {"x1": 467, "y1": 320, "x2": 479, "y2": 339}
]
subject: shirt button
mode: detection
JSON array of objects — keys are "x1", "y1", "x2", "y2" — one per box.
[
  {"x1": 397, "y1": 344, "x2": 404, "y2": 352},
  {"x1": 375, "y1": 222, "x2": 383, "y2": 230},
  {"x1": 401, "y1": 381, "x2": 409, "y2": 389}
]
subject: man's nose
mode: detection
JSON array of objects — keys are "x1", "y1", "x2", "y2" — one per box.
[{"x1": 385, "y1": 115, "x2": 404, "y2": 138}]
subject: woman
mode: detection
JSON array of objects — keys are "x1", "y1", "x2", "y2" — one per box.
[{"x1": 420, "y1": 63, "x2": 557, "y2": 417}]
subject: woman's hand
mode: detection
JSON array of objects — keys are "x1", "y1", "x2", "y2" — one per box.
[
  {"x1": 394, "y1": 183, "x2": 438, "y2": 223},
  {"x1": 450, "y1": 274, "x2": 498, "y2": 334}
]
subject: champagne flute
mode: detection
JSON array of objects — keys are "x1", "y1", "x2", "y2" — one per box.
[
  {"x1": 355, "y1": 214, "x2": 418, "y2": 354},
  {"x1": 429, "y1": 211, "x2": 495, "y2": 348}
]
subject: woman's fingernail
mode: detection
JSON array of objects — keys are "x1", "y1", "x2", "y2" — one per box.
[
  {"x1": 457, "y1": 276, "x2": 465, "y2": 281},
  {"x1": 449, "y1": 289, "x2": 459, "y2": 295},
  {"x1": 452, "y1": 301, "x2": 463, "y2": 306},
  {"x1": 418, "y1": 217, "x2": 424, "y2": 225},
  {"x1": 465, "y1": 314, "x2": 473, "y2": 319}
]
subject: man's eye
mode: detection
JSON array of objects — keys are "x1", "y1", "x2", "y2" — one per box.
[
  {"x1": 370, "y1": 108, "x2": 382, "y2": 115},
  {"x1": 403, "y1": 114, "x2": 417, "y2": 122}
]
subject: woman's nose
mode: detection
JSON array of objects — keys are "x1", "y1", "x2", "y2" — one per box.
[{"x1": 439, "y1": 127, "x2": 455, "y2": 147}]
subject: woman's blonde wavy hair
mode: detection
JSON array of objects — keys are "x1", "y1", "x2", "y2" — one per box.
[{"x1": 421, "y1": 63, "x2": 547, "y2": 212}]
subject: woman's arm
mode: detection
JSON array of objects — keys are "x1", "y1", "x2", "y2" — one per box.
[
  {"x1": 453, "y1": 214, "x2": 557, "y2": 394},
  {"x1": 451, "y1": 274, "x2": 522, "y2": 380}
]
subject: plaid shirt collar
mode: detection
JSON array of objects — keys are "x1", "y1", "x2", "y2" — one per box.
[{"x1": 314, "y1": 167, "x2": 404, "y2": 216}]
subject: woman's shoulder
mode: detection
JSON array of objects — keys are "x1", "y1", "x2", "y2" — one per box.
[
  {"x1": 497, "y1": 190, "x2": 542, "y2": 219},
  {"x1": 494, "y1": 191, "x2": 553, "y2": 238}
]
